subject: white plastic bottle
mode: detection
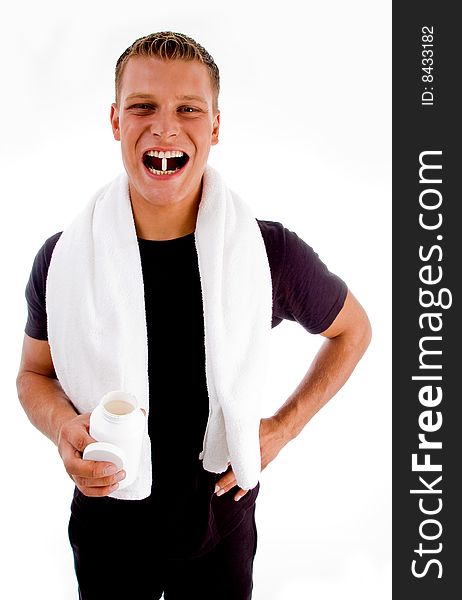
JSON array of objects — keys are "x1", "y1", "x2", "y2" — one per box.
[{"x1": 83, "y1": 391, "x2": 146, "y2": 490}]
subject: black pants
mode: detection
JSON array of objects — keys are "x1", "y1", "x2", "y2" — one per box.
[{"x1": 68, "y1": 502, "x2": 258, "y2": 599}]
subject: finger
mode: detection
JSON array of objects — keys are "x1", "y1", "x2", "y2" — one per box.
[
  {"x1": 62, "y1": 439, "x2": 120, "y2": 480},
  {"x1": 215, "y1": 469, "x2": 237, "y2": 496},
  {"x1": 74, "y1": 457, "x2": 122, "y2": 479},
  {"x1": 79, "y1": 482, "x2": 121, "y2": 497},
  {"x1": 66, "y1": 426, "x2": 95, "y2": 455},
  {"x1": 76, "y1": 470, "x2": 126, "y2": 489},
  {"x1": 234, "y1": 488, "x2": 249, "y2": 502}
]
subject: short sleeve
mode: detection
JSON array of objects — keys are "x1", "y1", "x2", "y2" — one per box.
[
  {"x1": 258, "y1": 220, "x2": 348, "y2": 334},
  {"x1": 24, "y1": 233, "x2": 62, "y2": 340}
]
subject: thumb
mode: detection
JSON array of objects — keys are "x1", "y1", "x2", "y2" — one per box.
[{"x1": 60, "y1": 413, "x2": 95, "y2": 454}]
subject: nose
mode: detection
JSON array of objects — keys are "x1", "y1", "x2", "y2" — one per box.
[{"x1": 149, "y1": 109, "x2": 179, "y2": 139}]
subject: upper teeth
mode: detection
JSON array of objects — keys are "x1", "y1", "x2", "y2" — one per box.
[{"x1": 146, "y1": 150, "x2": 184, "y2": 158}]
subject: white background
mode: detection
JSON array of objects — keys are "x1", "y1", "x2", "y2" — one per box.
[{"x1": 1, "y1": 1, "x2": 391, "y2": 598}]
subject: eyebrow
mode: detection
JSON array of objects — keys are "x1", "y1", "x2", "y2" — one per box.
[
  {"x1": 125, "y1": 93, "x2": 208, "y2": 104},
  {"x1": 177, "y1": 95, "x2": 208, "y2": 104}
]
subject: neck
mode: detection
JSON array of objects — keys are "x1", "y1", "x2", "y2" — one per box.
[{"x1": 130, "y1": 190, "x2": 201, "y2": 241}]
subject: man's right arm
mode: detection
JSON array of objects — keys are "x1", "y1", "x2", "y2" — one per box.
[{"x1": 16, "y1": 334, "x2": 125, "y2": 496}]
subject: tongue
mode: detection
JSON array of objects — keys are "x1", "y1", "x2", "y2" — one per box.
[{"x1": 148, "y1": 156, "x2": 181, "y2": 171}]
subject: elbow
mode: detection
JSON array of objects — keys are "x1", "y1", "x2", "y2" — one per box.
[
  {"x1": 361, "y1": 313, "x2": 372, "y2": 354},
  {"x1": 16, "y1": 370, "x2": 25, "y2": 396},
  {"x1": 322, "y1": 290, "x2": 372, "y2": 357},
  {"x1": 344, "y1": 307, "x2": 372, "y2": 359},
  {"x1": 16, "y1": 369, "x2": 31, "y2": 406},
  {"x1": 351, "y1": 292, "x2": 372, "y2": 356},
  {"x1": 353, "y1": 305, "x2": 372, "y2": 358}
]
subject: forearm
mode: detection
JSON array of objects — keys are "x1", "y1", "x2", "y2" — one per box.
[
  {"x1": 274, "y1": 329, "x2": 370, "y2": 443},
  {"x1": 216, "y1": 318, "x2": 371, "y2": 497},
  {"x1": 16, "y1": 371, "x2": 78, "y2": 446}
]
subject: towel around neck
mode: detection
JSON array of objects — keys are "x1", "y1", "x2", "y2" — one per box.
[{"x1": 46, "y1": 166, "x2": 273, "y2": 499}]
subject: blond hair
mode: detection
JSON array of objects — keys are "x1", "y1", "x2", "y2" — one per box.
[{"x1": 115, "y1": 31, "x2": 220, "y2": 110}]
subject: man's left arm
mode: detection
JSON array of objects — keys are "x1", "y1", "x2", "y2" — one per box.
[{"x1": 215, "y1": 289, "x2": 372, "y2": 501}]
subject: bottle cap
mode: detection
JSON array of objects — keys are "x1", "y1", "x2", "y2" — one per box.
[{"x1": 82, "y1": 442, "x2": 126, "y2": 470}]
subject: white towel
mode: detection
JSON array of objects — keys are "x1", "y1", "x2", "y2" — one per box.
[{"x1": 46, "y1": 166, "x2": 272, "y2": 500}]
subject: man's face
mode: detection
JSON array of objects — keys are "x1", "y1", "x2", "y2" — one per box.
[{"x1": 110, "y1": 56, "x2": 220, "y2": 210}]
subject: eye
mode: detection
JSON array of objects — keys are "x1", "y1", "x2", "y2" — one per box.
[
  {"x1": 178, "y1": 106, "x2": 200, "y2": 114},
  {"x1": 128, "y1": 103, "x2": 155, "y2": 112}
]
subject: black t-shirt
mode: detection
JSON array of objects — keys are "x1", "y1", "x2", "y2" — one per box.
[{"x1": 24, "y1": 220, "x2": 347, "y2": 559}]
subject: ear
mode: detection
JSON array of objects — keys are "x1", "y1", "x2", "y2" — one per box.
[
  {"x1": 211, "y1": 111, "x2": 220, "y2": 146},
  {"x1": 110, "y1": 103, "x2": 121, "y2": 141}
]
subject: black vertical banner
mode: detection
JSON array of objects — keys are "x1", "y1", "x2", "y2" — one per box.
[{"x1": 393, "y1": 3, "x2": 460, "y2": 598}]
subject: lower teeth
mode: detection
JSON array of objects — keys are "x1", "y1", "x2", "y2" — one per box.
[{"x1": 148, "y1": 167, "x2": 178, "y2": 175}]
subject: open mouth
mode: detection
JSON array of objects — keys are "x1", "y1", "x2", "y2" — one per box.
[{"x1": 142, "y1": 149, "x2": 189, "y2": 176}]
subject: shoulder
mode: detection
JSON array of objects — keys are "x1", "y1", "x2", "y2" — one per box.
[
  {"x1": 256, "y1": 218, "x2": 293, "y2": 262},
  {"x1": 24, "y1": 232, "x2": 62, "y2": 341},
  {"x1": 31, "y1": 232, "x2": 63, "y2": 276},
  {"x1": 256, "y1": 219, "x2": 312, "y2": 253},
  {"x1": 28, "y1": 232, "x2": 63, "y2": 295},
  {"x1": 256, "y1": 218, "x2": 348, "y2": 333},
  {"x1": 256, "y1": 219, "x2": 288, "y2": 294},
  {"x1": 40, "y1": 231, "x2": 62, "y2": 262},
  {"x1": 256, "y1": 218, "x2": 318, "y2": 276},
  {"x1": 256, "y1": 219, "x2": 286, "y2": 248}
]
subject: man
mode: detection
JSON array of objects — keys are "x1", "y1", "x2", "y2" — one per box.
[{"x1": 17, "y1": 32, "x2": 371, "y2": 599}]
